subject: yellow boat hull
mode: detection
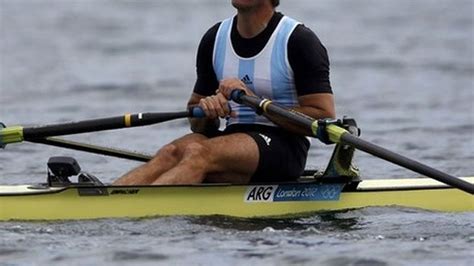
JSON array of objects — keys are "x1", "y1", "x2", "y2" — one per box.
[{"x1": 1, "y1": 177, "x2": 473, "y2": 221}]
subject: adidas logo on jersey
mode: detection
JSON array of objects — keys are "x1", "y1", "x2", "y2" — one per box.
[
  {"x1": 241, "y1": 74, "x2": 253, "y2": 85},
  {"x1": 258, "y1": 133, "x2": 272, "y2": 146}
]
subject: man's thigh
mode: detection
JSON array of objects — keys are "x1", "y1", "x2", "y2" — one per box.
[{"x1": 203, "y1": 133, "x2": 259, "y2": 183}]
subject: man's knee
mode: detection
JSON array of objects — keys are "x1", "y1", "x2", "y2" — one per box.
[
  {"x1": 155, "y1": 144, "x2": 179, "y2": 161},
  {"x1": 182, "y1": 142, "x2": 209, "y2": 160}
]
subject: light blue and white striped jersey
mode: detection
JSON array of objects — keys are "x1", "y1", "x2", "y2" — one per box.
[{"x1": 213, "y1": 16, "x2": 301, "y2": 127}]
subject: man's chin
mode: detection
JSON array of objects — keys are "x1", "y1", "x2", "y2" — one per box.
[{"x1": 232, "y1": 0, "x2": 260, "y2": 12}]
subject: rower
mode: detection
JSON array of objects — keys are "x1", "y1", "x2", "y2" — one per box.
[{"x1": 114, "y1": 0, "x2": 336, "y2": 185}]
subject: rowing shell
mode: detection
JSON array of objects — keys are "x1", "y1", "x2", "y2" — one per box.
[{"x1": 1, "y1": 177, "x2": 473, "y2": 221}]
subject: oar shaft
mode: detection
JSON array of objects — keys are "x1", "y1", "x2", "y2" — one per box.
[
  {"x1": 341, "y1": 133, "x2": 474, "y2": 194},
  {"x1": 23, "y1": 112, "x2": 188, "y2": 139},
  {"x1": 1, "y1": 107, "x2": 205, "y2": 146},
  {"x1": 231, "y1": 90, "x2": 474, "y2": 194},
  {"x1": 30, "y1": 137, "x2": 152, "y2": 162},
  {"x1": 231, "y1": 90, "x2": 316, "y2": 136}
]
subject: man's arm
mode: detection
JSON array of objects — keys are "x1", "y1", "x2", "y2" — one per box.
[
  {"x1": 293, "y1": 93, "x2": 335, "y2": 119},
  {"x1": 189, "y1": 22, "x2": 222, "y2": 135},
  {"x1": 286, "y1": 24, "x2": 336, "y2": 122}
]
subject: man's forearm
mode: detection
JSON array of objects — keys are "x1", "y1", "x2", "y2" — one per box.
[{"x1": 292, "y1": 106, "x2": 335, "y2": 120}]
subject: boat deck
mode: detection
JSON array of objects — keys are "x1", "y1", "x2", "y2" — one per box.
[{"x1": 2, "y1": 176, "x2": 474, "y2": 195}]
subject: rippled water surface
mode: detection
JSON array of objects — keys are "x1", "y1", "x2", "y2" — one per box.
[{"x1": 1, "y1": 0, "x2": 473, "y2": 265}]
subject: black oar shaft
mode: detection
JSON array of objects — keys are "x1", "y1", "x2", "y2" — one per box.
[
  {"x1": 231, "y1": 90, "x2": 474, "y2": 194},
  {"x1": 22, "y1": 109, "x2": 202, "y2": 140},
  {"x1": 30, "y1": 137, "x2": 152, "y2": 162},
  {"x1": 1, "y1": 107, "x2": 204, "y2": 147},
  {"x1": 340, "y1": 134, "x2": 474, "y2": 194},
  {"x1": 232, "y1": 91, "x2": 316, "y2": 136}
]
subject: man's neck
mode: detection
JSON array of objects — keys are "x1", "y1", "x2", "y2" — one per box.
[{"x1": 236, "y1": 7, "x2": 275, "y2": 39}]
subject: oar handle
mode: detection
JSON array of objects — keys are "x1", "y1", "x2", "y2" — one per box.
[
  {"x1": 230, "y1": 90, "x2": 246, "y2": 104},
  {"x1": 190, "y1": 106, "x2": 206, "y2": 118}
]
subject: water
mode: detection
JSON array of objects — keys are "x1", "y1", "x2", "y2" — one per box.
[
  {"x1": 0, "y1": 0, "x2": 473, "y2": 265},
  {"x1": 1, "y1": 210, "x2": 473, "y2": 265}
]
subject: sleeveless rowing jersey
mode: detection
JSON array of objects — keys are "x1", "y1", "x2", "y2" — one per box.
[{"x1": 213, "y1": 16, "x2": 301, "y2": 127}]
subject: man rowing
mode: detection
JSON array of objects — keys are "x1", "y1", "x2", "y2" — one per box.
[{"x1": 114, "y1": 0, "x2": 335, "y2": 185}]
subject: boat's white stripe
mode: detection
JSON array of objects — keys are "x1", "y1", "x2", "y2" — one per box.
[
  {"x1": 1, "y1": 177, "x2": 472, "y2": 195},
  {"x1": 357, "y1": 177, "x2": 474, "y2": 190},
  {"x1": 0, "y1": 185, "x2": 64, "y2": 194}
]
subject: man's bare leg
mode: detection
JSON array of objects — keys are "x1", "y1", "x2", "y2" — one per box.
[
  {"x1": 152, "y1": 133, "x2": 259, "y2": 185},
  {"x1": 113, "y1": 133, "x2": 208, "y2": 185}
]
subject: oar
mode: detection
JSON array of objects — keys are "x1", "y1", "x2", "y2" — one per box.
[
  {"x1": 230, "y1": 90, "x2": 474, "y2": 195},
  {"x1": 0, "y1": 107, "x2": 205, "y2": 147},
  {"x1": 30, "y1": 137, "x2": 152, "y2": 162}
]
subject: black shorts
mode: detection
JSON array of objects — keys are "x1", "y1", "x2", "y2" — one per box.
[{"x1": 223, "y1": 124, "x2": 310, "y2": 183}]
